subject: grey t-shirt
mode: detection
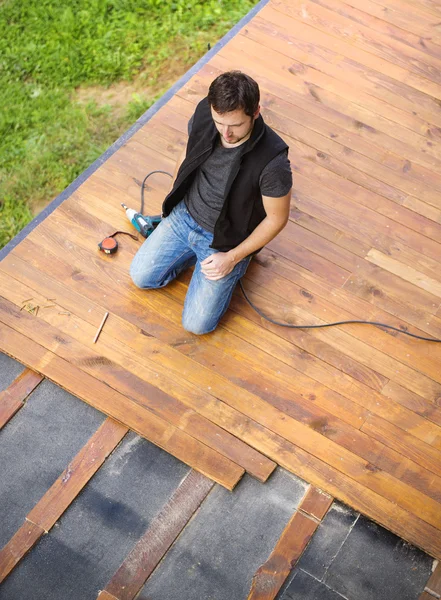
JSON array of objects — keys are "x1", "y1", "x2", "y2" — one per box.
[{"x1": 185, "y1": 137, "x2": 292, "y2": 233}]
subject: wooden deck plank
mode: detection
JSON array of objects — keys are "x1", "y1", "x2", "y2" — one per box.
[
  {"x1": 271, "y1": 0, "x2": 441, "y2": 84},
  {"x1": 274, "y1": 435, "x2": 441, "y2": 559},
  {"x1": 102, "y1": 470, "x2": 214, "y2": 600},
  {"x1": 8, "y1": 258, "x2": 441, "y2": 509},
  {"x1": 0, "y1": 368, "x2": 43, "y2": 429},
  {"x1": 397, "y1": 0, "x2": 441, "y2": 19},
  {"x1": 313, "y1": 0, "x2": 441, "y2": 55},
  {"x1": 343, "y1": 0, "x2": 441, "y2": 43},
  {"x1": 6, "y1": 241, "x2": 441, "y2": 512},
  {"x1": 15, "y1": 206, "x2": 441, "y2": 458},
  {"x1": 234, "y1": 17, "x2": 441, "y2": 129},
  {"x1": 237, "y1": 276, "x2": 441, "y2": 399},
  {"x1": 207, "y1": 53, "x2": 441, "y2": 167},
  {"x1": 8, "y1": 214, "x2": 371, "y2": 431},
  {"x1": 261, "y1": 4, "x2": 441, "y2": 103},
  {"x1": 0, "y1": 291, "x2": 260, "y2": 484},
  {"x1": 0, "y1": 267, "x2": 276, "y2": 483}
]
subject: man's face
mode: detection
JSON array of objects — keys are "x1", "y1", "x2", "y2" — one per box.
[{"x1": 210, "y1": 106, "x2": 260, "y2": 147}]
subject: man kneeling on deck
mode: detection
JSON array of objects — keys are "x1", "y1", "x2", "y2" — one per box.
[{"x1": 130, "y1": 70, "x2": 292, "y2": 335}]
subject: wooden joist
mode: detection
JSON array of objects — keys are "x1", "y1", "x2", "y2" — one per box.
[
  {"x1": 247, "y1": 486, "x2": 333, "y2": 599},
  {"x1": 0, "y1": 418, "x2": 128, "y2": 582},
  {"x1": 0, "y1": 368, "x2": 43, "y2": 429},
  {"x1": 99, "y1": 470, "x2": 214, "y2": 600}
]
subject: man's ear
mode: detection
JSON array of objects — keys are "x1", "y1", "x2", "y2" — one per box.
[{"x1": 254, "y1": 105, "x2": 261, "y2": 119}]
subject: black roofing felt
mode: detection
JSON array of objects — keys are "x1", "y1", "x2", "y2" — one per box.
[
  {"x1": 0, "y1": 379, "x2": 106, "y2": 549},
  {"x1": 0, "y1": 353, "x2": 436, "y2": 599},
  {"x1": 0, "y1": 430, "x2": 191, "y2": 600},
  {"x1": 278, "y1": 504, "x2": 434, "y2": 600},
  {"x1": 0, "y1": 353, "x2": 25, "y2": 392},
  {"x1": 138, "y1": 469, "x2": 307, "y2": 600}
]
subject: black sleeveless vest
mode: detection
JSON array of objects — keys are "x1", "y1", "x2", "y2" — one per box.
[{"x1": 162, "y1": 98, "x2": 288, "y2": 252}]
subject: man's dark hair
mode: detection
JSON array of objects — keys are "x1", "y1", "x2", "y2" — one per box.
[{"x1": 208, "y1": 71, "x2": 260, "y2": 117}]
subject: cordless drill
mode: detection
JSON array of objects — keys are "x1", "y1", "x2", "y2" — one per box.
[{"x1": 121, "y1": 203, "x2": 161, "y2": 238}]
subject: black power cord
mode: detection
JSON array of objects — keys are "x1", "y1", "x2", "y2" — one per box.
[
  {"x1": 140, "y1": 170, "x2": 173, "y2": 215},
  {"x1": 239, "y1": 281, "x2": 441, "y2": 342},
  {"x1": 140, "y1": 169, "x2": 441, "y2": 343}
]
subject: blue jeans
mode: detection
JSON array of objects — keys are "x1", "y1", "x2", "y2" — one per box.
[{"x1": 130, "y1": 201, "x2": 251, "y2": 335}]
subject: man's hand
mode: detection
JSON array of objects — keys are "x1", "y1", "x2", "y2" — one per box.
[{"x1": 201, "y1": 252, "x2": 237, "y2": 281}]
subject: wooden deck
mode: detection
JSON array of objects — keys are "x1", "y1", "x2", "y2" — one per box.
[{"x1": 1, "y1": 0, "x2": 441, "y2": 560}]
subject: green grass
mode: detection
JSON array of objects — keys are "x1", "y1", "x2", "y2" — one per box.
[{"x1": 0, "y1": 0, "x2": 257, "y2": 248}]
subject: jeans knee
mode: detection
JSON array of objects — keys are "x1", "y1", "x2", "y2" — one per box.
[
  {"x1": 181, "y1": 314, "x2": 216, "y2": 336},
  {"x1": 130, "y1": 263, "x2": 159, "y2": 289}
]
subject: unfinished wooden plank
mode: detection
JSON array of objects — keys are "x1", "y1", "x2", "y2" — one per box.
[
  {"x1": 103, "y1": 470, "x2": 214, "y2": 600},
  {"x1": 0, "y1": 368, "x2": 43, "y2": 429},
  {"x1": 27, "y1": 418, "x2": 128, "y2": 531},
  {"x1": 0, "y1": 318, "x2": 244, "y2": 491},
  {"x1": 0, "y1": 418, "x2": 127, "y2": 580},
  {"x1": 0, "y1": 521, "x2": 45, "y2": 583},
  {"x1": 366, "y1": 249, "x2": 441, "y2": 299},
  {"x1": 247, "y1": 511, "x2": 317, "y2": 600}
]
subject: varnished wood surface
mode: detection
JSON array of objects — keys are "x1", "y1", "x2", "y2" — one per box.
[{"x1": 1, "y1": 0, "x2": 441, "y2": 559}]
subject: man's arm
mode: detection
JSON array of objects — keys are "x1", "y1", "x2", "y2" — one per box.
[{"x1": 201, "y1": 190, "x2": 291, "y2": 281}]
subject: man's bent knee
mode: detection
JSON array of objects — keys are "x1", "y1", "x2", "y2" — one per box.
[
  {"x1": 181, "y1": 313, "x2": 218, "y2": 336},
  {"x1": 130, "y1": 262, "x2": 162, "y2": 289}
]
